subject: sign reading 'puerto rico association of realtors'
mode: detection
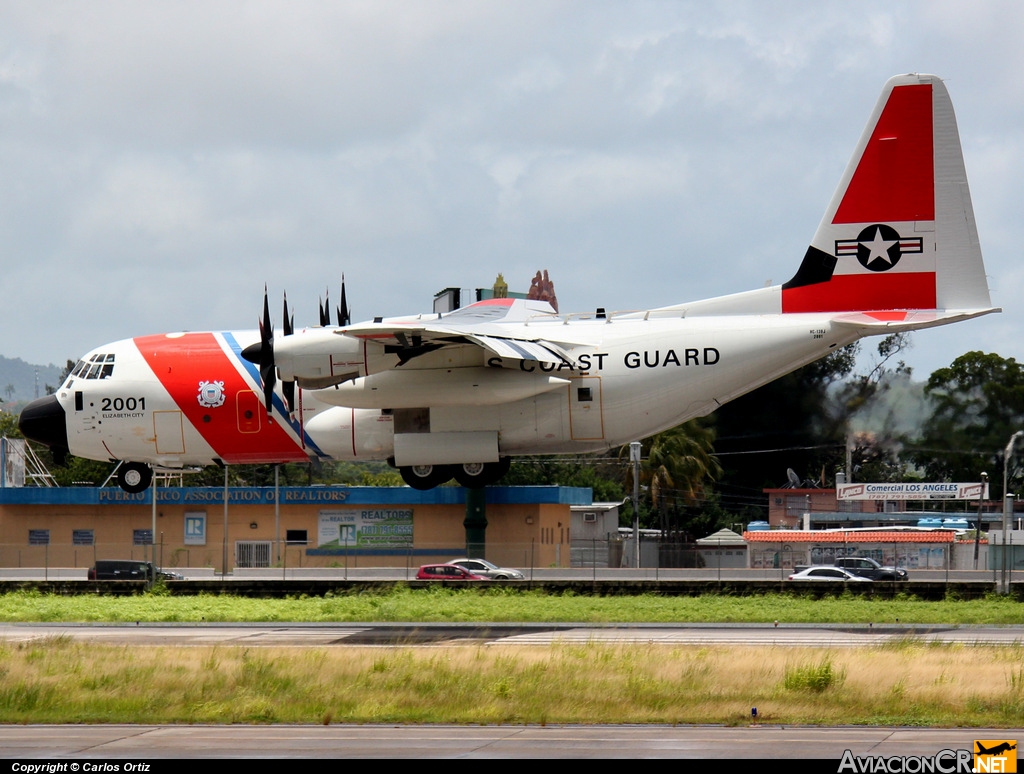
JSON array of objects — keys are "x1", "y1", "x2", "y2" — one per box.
[{"x1": 837, "y1": 482, "x2": 990, "y2": 501}]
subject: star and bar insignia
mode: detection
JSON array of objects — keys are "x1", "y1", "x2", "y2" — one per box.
[{"x1": 835, "y1": 223, "x2": 923, "y2": 272}]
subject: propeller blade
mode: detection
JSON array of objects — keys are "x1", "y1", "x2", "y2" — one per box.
[
  {"x1": 280, "y1": 292, "x2": 296, "y2": 413},
  {"x1": 282, "y1": 293, "x2": 294, "y2": 337},
  {"x1": 283, "y1": 380, "x2": 296, "y2": 414},
  {"x1": 319, "y1": 289, "x2": 331, "y2": 327},
  {"x1": 338, "y1": 274, "x2": 350, "y2": 326},
  {"x1": 259, "y1": 286, "x2": 276, "y2": 416}
]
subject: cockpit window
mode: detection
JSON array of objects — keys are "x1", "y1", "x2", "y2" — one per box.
[{"x1": 73, "y1": 353, "x2": 116, "y2": 380}]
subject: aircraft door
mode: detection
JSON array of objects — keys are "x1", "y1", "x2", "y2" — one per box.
[
  {"x1": 153, "y1": 410, "x2": 186, "y2": 455},
  {"x1": 568, "y1": 376, "x2": 604, "y2": 441},
  {"x1": 236, "y1": 390, "x2": 262, "y2": 434}
]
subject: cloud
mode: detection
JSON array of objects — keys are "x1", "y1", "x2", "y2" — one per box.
[{"x1": 0, "y1": 0, "x2": 1020, "y2": 382}]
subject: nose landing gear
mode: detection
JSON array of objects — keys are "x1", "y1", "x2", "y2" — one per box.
[{"x1": 116, "y1": 461, "x2": 153, "y2": 493}]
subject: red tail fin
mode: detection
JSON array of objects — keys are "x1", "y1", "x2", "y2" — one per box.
[{"x1": 781, "y1": 74, "x2": 989, "y2": 314}]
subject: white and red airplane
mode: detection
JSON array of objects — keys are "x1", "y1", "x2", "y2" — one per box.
[{"x1": 19, "y1": 73, "x2": 998, "y2": 493}]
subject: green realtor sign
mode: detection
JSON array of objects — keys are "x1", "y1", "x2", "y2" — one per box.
[{"x1": 318, "y1": 509, "x2": 413, "y2": 549}]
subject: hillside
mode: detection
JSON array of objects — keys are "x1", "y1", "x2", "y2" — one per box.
[{"x1": 0, "y1": 356, "x2": 66, "y2": 403}]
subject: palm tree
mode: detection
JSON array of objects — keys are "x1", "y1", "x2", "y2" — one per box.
[{"x1": 623, "y1": 419, "x2": 722, "y2": 534}]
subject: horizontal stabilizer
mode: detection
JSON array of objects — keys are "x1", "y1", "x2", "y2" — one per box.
[{"x1": 831, "y1": 307, "x2": 999, "y2": 333}]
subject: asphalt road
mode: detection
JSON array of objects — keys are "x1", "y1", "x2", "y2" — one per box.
[{"x1": 0, "y1": 566, "x2": 1009, "y2": 581}]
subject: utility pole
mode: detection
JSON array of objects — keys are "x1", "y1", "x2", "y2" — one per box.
[
  {"x1": 630, "y1": 441, "x2": 641, "y2": 569},
  {"x1": 975, "y1": 471, "x2": 987, "y2": 570}
]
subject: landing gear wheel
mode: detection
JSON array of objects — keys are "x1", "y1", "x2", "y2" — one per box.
[
  {"x1": 400, "y1": 464, "x2": 454, "y2": 490},
  {"x1": 117, "y1": 462, "x2": 153, "y2": 494},
  {"x1": 453, "y1": 457, "x2": 512, "y2": 489}
]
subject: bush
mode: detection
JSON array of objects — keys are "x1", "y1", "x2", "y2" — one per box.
[{"x1": 783, "y1": 659, "x2": 845, "y2": 693}]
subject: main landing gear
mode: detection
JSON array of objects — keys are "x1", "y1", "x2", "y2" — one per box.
[{"x1": 399, "y1": 458, "x2": 511, "y2": 490}]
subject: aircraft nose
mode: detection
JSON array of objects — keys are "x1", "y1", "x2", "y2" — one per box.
[{"x1": 18, "y1": 395, "x2": 69, "y2": 457}]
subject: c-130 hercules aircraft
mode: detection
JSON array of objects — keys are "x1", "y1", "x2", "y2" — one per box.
[{"x1": 19, "y1": 74, "x2": 998, "y2": 493}]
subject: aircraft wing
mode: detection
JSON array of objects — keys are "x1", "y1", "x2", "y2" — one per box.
[{"x1": 338, "y1": 298, "x2": 585, "y2": 366}]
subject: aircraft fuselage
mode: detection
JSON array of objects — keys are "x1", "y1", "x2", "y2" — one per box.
[{"x1": 47, "y1": 311, "x2": 854, "y2": 471}]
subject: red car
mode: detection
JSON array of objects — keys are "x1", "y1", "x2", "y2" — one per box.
[{"x1": 416, "y1": 564, "x2": 487, "y2": 580}]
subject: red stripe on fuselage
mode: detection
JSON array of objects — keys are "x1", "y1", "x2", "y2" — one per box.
[
  {"x1": 134, "y1": 333, "x2": 309, "y2": 464},
  {"x1": 781, "y1": 273, "x2": 936, "y2": 313}
]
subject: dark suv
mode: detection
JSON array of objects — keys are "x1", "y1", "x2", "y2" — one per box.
[
  {"x1": 87, "y1": 560, "x2": 181, "y2": 581},
  {"x1": 833, "y1": 556, "x2": 908, "y2": 581}
]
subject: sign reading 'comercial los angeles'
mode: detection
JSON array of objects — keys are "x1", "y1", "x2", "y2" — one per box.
[{"x1": 836, "y1": 482, "x2": 989, "y2": 501}]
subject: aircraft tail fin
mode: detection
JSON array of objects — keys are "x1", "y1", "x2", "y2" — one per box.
[{"x1": 781, "y1": 73, "x2": 993, "y2": 315}]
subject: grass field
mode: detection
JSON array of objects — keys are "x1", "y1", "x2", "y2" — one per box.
[
  {"x1": 2, "y1": 636, "x2": 1024, "y2": 726},
  {"x1": 0, "y1": 586, "x2": 1023, "y2": 624},
  {"x1": 3, "y1": 588, "x2": 1023, "y2": 726}
]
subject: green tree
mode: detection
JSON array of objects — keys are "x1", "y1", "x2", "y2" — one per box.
[
  {"x1": 45, "y1": 359, "x2": 76, "y2": 395},
  {"x1": 911, "y1": 351, "x2": 1024, "y2": 497},
  {"x1": 833, "y1": 333, "x2": 920, "y2": 483},
  {"x1": 504, "y1": 455, "x2": 625, "y2": 502},
  {"x1": 0, "y1": 409, "x2": 20, "y2": 437},
  {"x1": 710, "y1": 343, "x2": 858, "y2": 491},
  {"x1": 622, "y1": 419, "x2": 722, "y2": 536}
]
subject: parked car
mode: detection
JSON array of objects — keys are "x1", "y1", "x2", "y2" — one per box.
[
  {"x1": 787, "y1": 566, "x2": 872, "y2": 582},
  {"x1": 87, "y1": 560, "x2": 181, "y2": 581},
  {"x1": 833, "y1": 556, "x2": 908, "y2": 581},
  {"x1": 416, "y1": 564, "x2": 487, "y2": 581},
  {"x1": 446, "y1": 558, "x2": 525, "y2": 580}
]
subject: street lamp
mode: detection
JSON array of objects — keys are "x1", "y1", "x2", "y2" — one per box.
[
  {"x1": 1003, "y1": 431, "x2": 1024, "y2": 507},
  {"x1": 1000, "y1": 431, "x2": 1023, "y2": 592}
]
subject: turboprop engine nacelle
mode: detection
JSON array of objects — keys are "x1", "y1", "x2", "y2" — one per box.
[{"x1": 273, "y1": 328, "x2": 364, "y2": 387}]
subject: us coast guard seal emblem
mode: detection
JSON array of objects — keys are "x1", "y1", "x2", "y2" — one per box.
[{"x1": 197, "y1": 380, "x2": 226, "y2": 408}]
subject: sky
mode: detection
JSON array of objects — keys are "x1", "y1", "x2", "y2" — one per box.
[{"x1": 1, "y1": 1, "x2": 1021, "y2": 380}]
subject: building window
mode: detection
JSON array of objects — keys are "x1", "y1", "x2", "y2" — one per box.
[
  {"x1": 72, "y1": 530, "x2": 94, "y2": 546},
  {"x1": 286, "y1": 530, "x2": 308, "y2": 545},
  {"x1": 133, "y1": 529, "x2": 153, "y2": 545},
  {"x1": 29, "y1": 530, "x2": 49, "y2": 546}
]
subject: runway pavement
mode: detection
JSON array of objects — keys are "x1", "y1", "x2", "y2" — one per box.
[
  {"x1": 2, "y1": 621, "x2": 1024, "y2": 646},
  {"x1": 3, "y1": 724, "x2": 1024, "y2": 759}
]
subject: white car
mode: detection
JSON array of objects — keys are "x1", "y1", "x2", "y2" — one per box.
[
  {"x1": 447, "y1": 558, "x2": 525, "y2": 580},
  {"x1": 787, "y1": 566, "x2": 872, "y2": 582}
]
